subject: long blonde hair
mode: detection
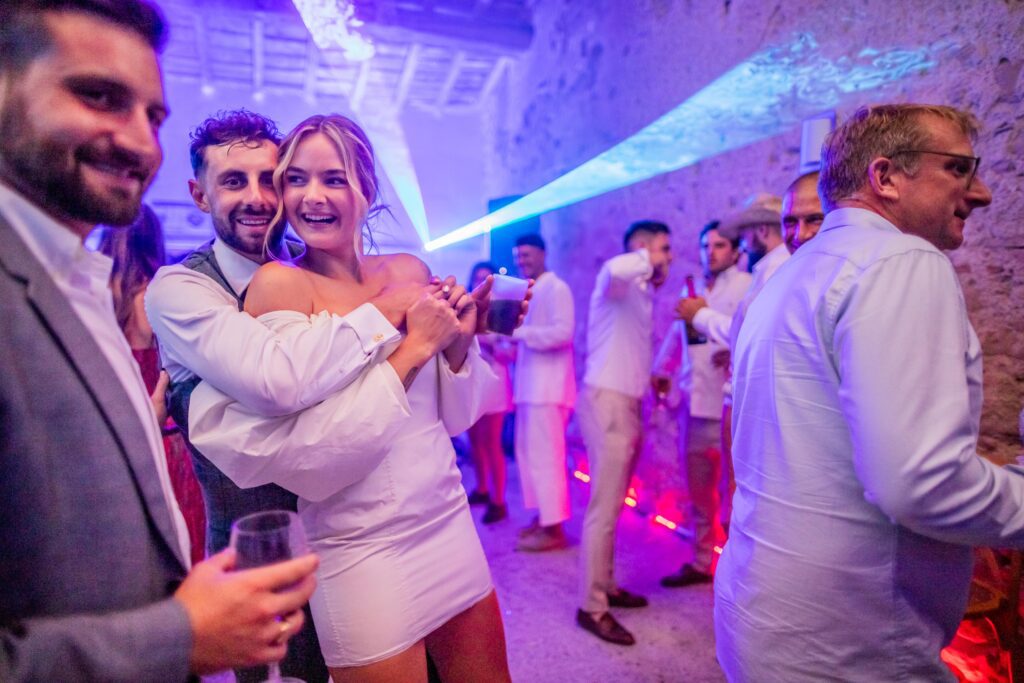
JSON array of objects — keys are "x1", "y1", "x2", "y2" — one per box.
[{"x1": 264, "y1": 114, "x2": 384, "y2": 261}]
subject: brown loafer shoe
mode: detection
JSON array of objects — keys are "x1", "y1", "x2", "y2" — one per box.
[
  {"x1": 607, "y1": 588, "x2": 648, "y2": 608},
  {"x1": 660, "y1": 564, "x2": 713, "y2": 588},
  {"x1": 517, "y1": 515, "x2": 540, "y2": 538},
  {"x1": 516, "y1": 524, "x2": 568, "y2": 552},
  {"x1": 575, "y1": 609, "x2": 635, "y2": 646}
]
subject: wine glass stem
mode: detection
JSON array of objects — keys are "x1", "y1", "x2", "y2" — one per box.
[{"x1": 267, "y1": 662, "x2": 282, "y2": 682}]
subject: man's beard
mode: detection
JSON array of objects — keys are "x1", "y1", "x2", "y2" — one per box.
[
  {"x1": 212, "y1": 209, "x2": 270, "y2": 262},
  {"x1": 0, "y1": 95, "x2": 147, "y2": 227}
]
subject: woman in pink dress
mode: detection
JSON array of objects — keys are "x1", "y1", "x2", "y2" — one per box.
[
  {"x1": 465, "y1": 261, "x2": 515, "y2": 524},
  {"x1": 98, "y1": 206, "x2": 206, "y2": 565}
]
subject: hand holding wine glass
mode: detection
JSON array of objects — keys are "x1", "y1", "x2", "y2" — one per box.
[
  {"x1": 229, "y1": 510, "x2": 313, "y2": 683},
  {"x1": 174, "y1": 512, "x2": 318, "y2": 678}
]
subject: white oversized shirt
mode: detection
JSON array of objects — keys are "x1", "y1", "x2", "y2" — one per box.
[
  {"x1": 692, "y1": 242, "x2": 790, "y2": 349},
  {"x1": 715, "y1": 207, "x2": 1024, "y2": 682},
  {"x1": 512, "y1": 270, "x2": 576, "y2": 407},
  {"x1": 146, "y1": 239, "x2": 401, "y2": 416},
  {"x1": 653, "y1": 265, "x2": 751, "y2": 419},
  {"x1": 0, "y1": 182, "x2": 190, "y2": 563},
  {"x1": 583, "y1": 249, "x2": 654, "y2": 399}
]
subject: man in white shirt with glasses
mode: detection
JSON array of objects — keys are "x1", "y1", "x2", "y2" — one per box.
[{"x1": 715, "y1": 103, "x2": 1024, "y2": 681}]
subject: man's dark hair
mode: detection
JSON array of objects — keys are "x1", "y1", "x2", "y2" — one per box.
[
  {"x1": 0, "y1": 0, "x2": 167, "y2": 74},
  {"x1": 623, "y1": 220, "x2": 670, "y2": 252},
  {"x1": 699, "y1": 219, "x2": 739, "y2": 250},
  {"x1": 514, "y1": 233, "x2": 546, "y2": 251},
  {"x1": 189, "y1": 110, "x2": 282, "y2": 177}
]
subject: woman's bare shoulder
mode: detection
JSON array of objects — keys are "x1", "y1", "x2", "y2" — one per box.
[
  {"x1": 245, "y1": 260, "x2": 314, "y2": 316},
  {"x1": 372, "y1": 253, "x2": 431, "y2": 285}
]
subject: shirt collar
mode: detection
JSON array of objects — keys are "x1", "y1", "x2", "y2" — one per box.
[
  {"x1": 0, "y1": 180, "x2": 113, "y2": 292},
  {"x1": 716, "y1": 264, "x2": 743, "y2": 285},
  {"x1": 212, "y1": 237, "x2": 263, "y2": 295},
  {"x1": 820, "y1": 207, "x2": 902, "y2": 236},
  {"x1": 753, "y1": 242, "x2": 789, "y2": 275}
]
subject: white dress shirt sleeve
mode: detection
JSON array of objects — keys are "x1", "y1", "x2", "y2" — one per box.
[
  {"x1": 599, "y1": 249, "x2": 653, "y2": 300},
  {"x1": 836, "y1": 250, "x2": 1024, "y2": 545},
  {"x1": 437, "y1": 339, "x2": 499, "y2": 436},
  {"x1": 692, "y1": 306, "x2": 733, "y2": 347},
  {"x1": 186, "y1": 311, "x2": 412, "y2": 503},
  {"x1": 146, "y1": 266, "x2": 401, "y2": 417},
  {"x1": 512, "y1": 277, "x2": 575, "y2": 350}
]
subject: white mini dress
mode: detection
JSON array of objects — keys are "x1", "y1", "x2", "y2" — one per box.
[{"x1": 189, "y1": 311, "x2": 495, "y2": 667}]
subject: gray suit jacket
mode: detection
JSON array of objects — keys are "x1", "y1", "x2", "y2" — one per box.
[{"x1": 0, "y1": 214, "x2": 194, "y2": 682}]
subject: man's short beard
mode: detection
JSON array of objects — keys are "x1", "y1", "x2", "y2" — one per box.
[{"x1": 0, "y1": 94, "x2": 143, "y2": 227}]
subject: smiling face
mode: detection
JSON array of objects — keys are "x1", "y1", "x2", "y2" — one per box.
[
  {"x1": 513, "y1": 244, "x2": 546, "y2": 279},
  {"x1": 190, "y1": 139, "x2": 278, "y2": 262},
  {"x1": 0, "y1": 10, "x2": 166, "y2": 235},
  {"x1": 889, "y1": 115, "x2": 992, "y2": 250},
  {"x1": 282, "y1": 132, "x2": 361, "y2": 254},
  {"x1": 781, "y1": 175, "x2": 825, "y2": 252}
]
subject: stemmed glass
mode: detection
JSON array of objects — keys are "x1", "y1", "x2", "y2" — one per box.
[{"x1": 229, "y1": 510, "x2": 309, "y2": 683}]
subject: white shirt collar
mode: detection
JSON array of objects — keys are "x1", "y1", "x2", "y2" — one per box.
[
  {"x1": 820, "y1": 207, "x2": 903, "y2": 237},
  {"x1": 753, "y1": 242, "x2": 790, "y2": 276},
  {"x1": 212, "y1": 237, "x2": 262, "y2": 295},
  {"x1": 0, "y1": 180, "x2": 112, "y2": 293}
]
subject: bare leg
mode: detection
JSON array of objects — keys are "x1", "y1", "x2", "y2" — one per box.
[
  {"x1": 329, "y1": 640, "x2": 429, "y2": 683},
  {"x1": 425, "y1": 591, "x2": 511, "y2": 683},
  {"x1": 485, "y1": 414, "x2": 507, "y2": 506},
  {"x1": 467, "y1": 421, "x2": 490, "y2": 497}
]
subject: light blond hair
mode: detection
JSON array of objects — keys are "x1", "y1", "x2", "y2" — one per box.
[
  {"x1": 265, "y1": 114, "x2": 383, "y2": 260},
  {"x1": 819, "y1": 104, "x2": 980, "y2": 211}
]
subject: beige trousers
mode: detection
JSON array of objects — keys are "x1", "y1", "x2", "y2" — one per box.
[
  {"x1": 577, "y1": 385, "x2": 642, "y2": 614},
  {"x1": 682, "y1": 414, "x2": 726, "y2": 572}
]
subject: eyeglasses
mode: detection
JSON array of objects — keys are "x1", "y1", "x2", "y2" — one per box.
[{"x1": 890, "y1": 149, "x2": 981, "y2": 188}]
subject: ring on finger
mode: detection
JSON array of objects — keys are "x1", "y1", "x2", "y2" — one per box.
[
  {"x1": 272, "y1": 615, "x2": 289, "y2": 646},
  {"x1": 442, "y1": 285, "x2": 451, "y2": 295}
]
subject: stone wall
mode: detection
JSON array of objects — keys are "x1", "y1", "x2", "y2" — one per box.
[{"x1": 484, "y1": 0, "x2": 1024, "y2": 464}]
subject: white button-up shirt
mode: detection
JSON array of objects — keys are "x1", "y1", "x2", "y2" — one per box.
[
  {"x1": 583, "y1": 249, "x2": 654, "y2": 399},
  {"x1": 715, "y1": 207, "x2": 1024, "y2": 682},
  {"x1": 654, "y1": 265, "x2": 751, "y2": 419},
  {"x1": 146, "y1": 239, "x2": 401, "y2": 417},
  {"x1": 512, "y1": 270, "x2": 576, "y2": 407},
  {"x1": 0, "y1": 182, "x2": 191, "y2": 563},
  {"x1": 692, "y1": 242, "x2": 790, "y2": 349}
]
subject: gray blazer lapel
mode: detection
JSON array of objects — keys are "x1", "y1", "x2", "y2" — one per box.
[{"x1": 0, "y1": 216, "x2": 188, "y2": 571}]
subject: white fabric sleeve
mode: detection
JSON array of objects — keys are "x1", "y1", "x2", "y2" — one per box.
[
  {"x1": 512, "y1": 278, "x2": 575, "y2": 350},
  {"x1": 835, "y1": 251, "x2": 1024, "y2": 546},
  {"x1": 600, "y1": 249, "x2": 653, "y2": 300},
  {"x1": 146, "y1": 265, "x2": 401, "y2": 417},
  {"x1": 187, "y1": 311, "x2": 412, "y2": 502},
  {"x1": 437, "y1": 339, "x2": 499, "y2": 436},
  {"x1": 693, "y1": 305, "x2": 733, "y2": 347}
]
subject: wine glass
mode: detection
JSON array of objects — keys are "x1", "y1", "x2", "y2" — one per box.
[{"x1": 229, "y1": 510, "x2": 309, "y2": 683}]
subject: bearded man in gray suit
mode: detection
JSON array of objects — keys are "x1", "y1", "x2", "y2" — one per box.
[{"x1": 0, "y1": 1, "x2": 318, "y2": 681}]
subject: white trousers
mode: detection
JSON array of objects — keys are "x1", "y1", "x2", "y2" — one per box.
[
  {"x1": 577, "y1": 385, "x2": 642, "y2": 614},
  {"x1": 514, "y1": 403, "x2": 571, "y2": 526}
]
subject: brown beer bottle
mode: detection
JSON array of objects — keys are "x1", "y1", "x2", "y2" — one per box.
[{"x1": 684, "y1": 275, "x2": 707, "y2": 345}]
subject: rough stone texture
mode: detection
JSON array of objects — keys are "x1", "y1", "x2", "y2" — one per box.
[{"x1": 484, "y1": 0, "x2": 1024, "y2": 465}]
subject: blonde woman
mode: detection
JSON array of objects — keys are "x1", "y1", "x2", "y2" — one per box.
[{"x1": 189, "y1": 114, "x2": 511, "y2": 682}]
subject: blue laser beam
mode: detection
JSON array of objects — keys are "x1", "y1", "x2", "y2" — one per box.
[{"x1": 425, "y1": 33, "x2": 949, "y2": 251}]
